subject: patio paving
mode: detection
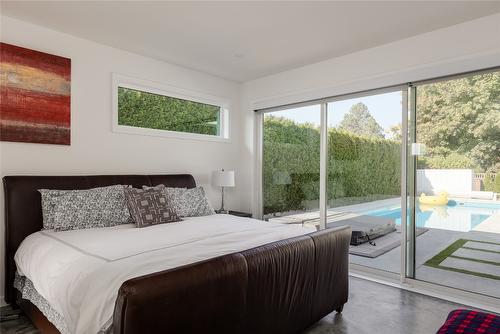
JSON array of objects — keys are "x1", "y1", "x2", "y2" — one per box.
[
  {"x1": 352, "y1": 220, "x2": 500, "y2": 298},
  {"x1": 269, "y1": 197, "x2": 500, "y2": 299},
  {"x1": 474, "y1": 212, "x2": 500, "y2": 233}
]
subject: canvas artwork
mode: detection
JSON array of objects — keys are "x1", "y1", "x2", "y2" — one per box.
[{"x1": 0, "y1": 42, "x2": 71, "y2": 145}]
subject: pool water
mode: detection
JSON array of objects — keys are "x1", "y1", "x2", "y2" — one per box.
[{"x1": 362, "y1": 200, "x2": 500, "y2": 232}]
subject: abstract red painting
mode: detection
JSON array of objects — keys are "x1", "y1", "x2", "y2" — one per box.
[{"x1": 0, "y1": 43, "x2": 71, "y2": 145}]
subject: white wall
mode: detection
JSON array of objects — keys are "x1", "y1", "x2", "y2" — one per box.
[
  {"x1": 0, "y1": 16, "x2": 245, "y2": 305},
  {"x1": 417, "y1": 169, "x2": 473, "y2": 197},
  {"x1": 240, "y1": 13, "x2": 500, "y2": 217}
]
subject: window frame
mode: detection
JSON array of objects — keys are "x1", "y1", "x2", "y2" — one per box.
[{"x1": 112, "y1": 73, "x2": 230, "y2": 142}]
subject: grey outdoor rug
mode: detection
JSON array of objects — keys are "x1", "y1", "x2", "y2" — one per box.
[
  {"x1": 349, "y1": 227, "x2": 428, "y2": 258},
  {"x1": 268, "y1": 210, "x2": 428, "y2": 258}
]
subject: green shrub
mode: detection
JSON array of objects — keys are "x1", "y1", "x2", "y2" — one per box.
[
  {"x1": 483, "y1": 172, "x2": 500, "y2": 192},
  {"x1": 484, "y1": 173, "x2": 495, "y2": 191},
  {"x1": 263, "y1": 117, "x2": 401, "y2": 214},
  {"x1": 418, "y1": 152, "x2": 477, "y2": 169},
  {"x1": 117, "y1": 87, "x2": 220, "y2": 135}
]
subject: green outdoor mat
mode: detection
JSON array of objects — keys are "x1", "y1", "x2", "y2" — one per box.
[{"x1": 424, "y1": 239, "x2": 500, "y2": 281}]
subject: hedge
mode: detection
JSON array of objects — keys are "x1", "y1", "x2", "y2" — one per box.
[
  {"x1": 263, "y1": 117, "x2": 401, "y2": 215},
  {"x1": 484, "y1": 173, "x2": 500, "y2": 193},
  {"x1": 118, "y1": 87, "x2": 220, "y2": 135},
  {"x1": 418, "y1": 152, "x2": 477, "y2": 170}
]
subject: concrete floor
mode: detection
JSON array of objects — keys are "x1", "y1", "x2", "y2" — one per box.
[
  {"x1": 1, "y1": 277, "x2": 475, "y2": 334},
  {"x1": 0, "y1": 306, "x2": 39, "y2": 334},
  {"x1": 306, "y1": 277, "x2": 473, "y2": 334}
]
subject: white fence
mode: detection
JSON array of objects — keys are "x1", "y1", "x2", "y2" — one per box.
[{"x1": 416, "y1": 169, "x2": 473, "y2": 197}]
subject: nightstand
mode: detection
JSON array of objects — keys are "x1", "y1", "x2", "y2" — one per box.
[{"x1": 225, "y1": 210, "x2": 252, "y2": 218}]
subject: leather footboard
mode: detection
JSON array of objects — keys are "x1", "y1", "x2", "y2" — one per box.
[{"x1": 113, "y1": 226, "x2": 351, "y2": 334}]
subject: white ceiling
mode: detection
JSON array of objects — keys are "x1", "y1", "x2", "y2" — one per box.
[{"x1": 2, "y1": 1, "x2": 500, "y2": 82}]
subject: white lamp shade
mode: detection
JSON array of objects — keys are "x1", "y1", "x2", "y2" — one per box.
[{"x1": 212, "y1": 170, "x2": 235, "y2": 187}]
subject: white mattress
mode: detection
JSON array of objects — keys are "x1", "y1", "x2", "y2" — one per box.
[{"x1": 15, "y1": 214, "x2": 314, "y2": 334}]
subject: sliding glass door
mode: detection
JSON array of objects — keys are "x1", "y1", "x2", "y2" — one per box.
[
  {"x1": 262, "y1": 105, "x2": 321, "y2": 223},
  {"x1": 326, "y1": 90, "x2": 405, "y2": 274},
  {"x1": 258, "y1": 67, "x2": 499, "y2": 300},
  {"x1": 409, "y1": 70, "x2": 500, "y2": 297},
  {"x1": 260, "y1": 90, "x2": 406, "y2": 274}
]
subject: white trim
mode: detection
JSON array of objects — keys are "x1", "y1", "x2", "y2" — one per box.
[
  {"x1": 111, "y1": 73, "x2": 231, "y2": 142},
  {"x1": 254, "y1": 112, "x2": 264, "y2": 218},
  {"x1": 350, "y1": 263, "x2": 401, "y2": 283},
  {"x1": 400, "y1": 88, "x2": 409, "y2": 282},
  {"x1": 407, "y1": 85, "x2": 418, "y2": 278},
  {"x1": 350, "y1": 265, "x2": 500, "y2": 314},
  {"x1": 319, "y1": 103, "x2": 327, "y2": 230}
]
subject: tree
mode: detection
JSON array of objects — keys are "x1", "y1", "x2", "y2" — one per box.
[
  {"x1": 338, "y1": 103, "x2": 384, "y2": 138},
  {"x1": 416, "y1": 72, "x2": 500, "y2": 172},
  {"x1": 387, "y1": 123, "x2": 402, "y2": 141}
]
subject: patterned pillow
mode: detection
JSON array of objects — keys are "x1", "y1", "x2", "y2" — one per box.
[
  {"x1": 142, "y1": 185, "x2": 185, "y2": 195},
  {"x1": 174, "y1": 186, "x2": 215, "y2": 217},
  {"x1": 142, "y1": 185, "x2": 214, "y2": 217},
  {"x1": 39, "y1": 189, "x2": 71, "y2": 230},
  {"x1": 142, "y1": 185, "x2": 184, "y2": 215},
  {"x1": 124, "y1": 188, "x2": 180, "y2": 227},
  {"x1": 142, "y1": 185, "x2": 215, "y2": 217},
  {"x1": 52, "y1": 185, "x2": 131, "y2": 231}
]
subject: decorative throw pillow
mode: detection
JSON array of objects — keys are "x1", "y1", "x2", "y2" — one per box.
[
  {"x1": 39, "y1": 189, "x2": 71, "y2": 230},
  {"x1": 142, "y1": 185, "x2": 184, "y2": 214},
  {"x1": 142, "y1": 185, "x2": 214, "y2": 217},
  {"x1": 52, "y1": 185, "x2": 131, "y2": 231},
  {"x1": 172, "y1": 186, "x2": 215, "y2": 217},
  {"x1": 124, "y1": 187, "x2": 180, "y2": 227}
]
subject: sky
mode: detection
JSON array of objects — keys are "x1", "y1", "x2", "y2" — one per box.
[{"x1": 267, "y1": 91, "x2": 403, "y2": 138}]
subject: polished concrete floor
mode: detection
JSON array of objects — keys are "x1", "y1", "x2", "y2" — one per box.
[
  {"x1": 0, "y1": 277, "x2": 477, "y2": 334},
  {"x1": 0, "y1": 305, "x2": 39, "y2": 334},
  {"x1": 306, "y1": 277, "x2": 473, "y2": 334}
]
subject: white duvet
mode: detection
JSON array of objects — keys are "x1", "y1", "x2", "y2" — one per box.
[{"x1": 15, "y1": 214, "x2": 314, "y2": 334}]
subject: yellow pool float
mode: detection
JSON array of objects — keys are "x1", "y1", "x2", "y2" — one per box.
[{"x1": 419, "y1": 191, "x2": 448, "y2": 206}]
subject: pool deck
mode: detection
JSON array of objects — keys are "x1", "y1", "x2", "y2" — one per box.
[
  {"x1": 269, "y1": 197, "x2": 500, "y2": 299},
  {"x1": 474, "y1": 213, "x2": 500, "y2": 234},
  {"x1": 352, "y1": 227, "x2": 500, "y2": 298}
]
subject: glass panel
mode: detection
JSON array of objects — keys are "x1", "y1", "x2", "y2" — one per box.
[
  {"x1": 262, "y1": 105, "x2": 321, "y2": 223},
  {"x1": 327, "y1": 91, "x2": 404, "y2": 274},
  {"x1": 414, "y1": 70, "x2": 500, "y2": 297},
  {"x1": 118, "y1": 86, "x2": 221, "y2": 136}
]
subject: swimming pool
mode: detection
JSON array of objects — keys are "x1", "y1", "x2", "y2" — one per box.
[{"x1": 361, "y1": 200, "x2": 500, "y2": 232}]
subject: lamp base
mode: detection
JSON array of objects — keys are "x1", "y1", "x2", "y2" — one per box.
[{"x1": 215, "y1": 209, "x2": 229, "y2": 214}]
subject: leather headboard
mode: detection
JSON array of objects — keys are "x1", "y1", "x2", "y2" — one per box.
[{"x1": 2, "y1": 174, "x2": 196, "y2": 303}]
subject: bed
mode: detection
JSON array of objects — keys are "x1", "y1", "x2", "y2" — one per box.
[{"x1": 3, "y1": 174, "x2": 351, "y2": 334}]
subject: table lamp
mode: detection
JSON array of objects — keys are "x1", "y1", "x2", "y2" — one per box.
[{"x1": 212, "y1": 169, "x2": 235, "y2": 214}]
